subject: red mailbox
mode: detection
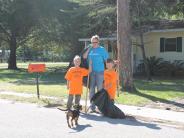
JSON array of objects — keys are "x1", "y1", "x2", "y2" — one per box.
[
  {"x1": 28, "y1": 63, "x2": 46, "y2": 99},
  {"x1": 28, "y1": 64, "x2": 46, "y2": 73}
]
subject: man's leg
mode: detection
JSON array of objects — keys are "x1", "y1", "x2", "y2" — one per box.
[
  {"x1": 89, "y1": 72, "x2": 96, "y2": 111},
  {"x1": 67, "y1": 94, "x2": 73, "y2": 110},
  {"x1": 96, "y1": 71, "x2": 104, "y2": 91},
  {"x1": 95, "y1": 71, "x2": 104, "y2": 113}
]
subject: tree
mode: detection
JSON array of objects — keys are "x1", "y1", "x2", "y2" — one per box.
[
  {"x1": 73, "y1": 0, "x2": 116, "y2": 37},
  {"x1": 0, "y1": 0, "x2": 79, "y2": 68},
  {"x1": 117, "y1": 0, "x2": 133, "y2": 91},
  {"x1": 0, "y1": 0, "x2": 39, "y2": 69}
]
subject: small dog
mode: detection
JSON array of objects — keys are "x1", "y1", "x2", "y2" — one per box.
[{"x1": 58, "y1": 105, "x2": 82, "y2": 128}]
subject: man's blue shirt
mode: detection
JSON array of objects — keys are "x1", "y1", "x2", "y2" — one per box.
[{"x1": 88, "y1": 46, "x2": 109, "y2": 72}]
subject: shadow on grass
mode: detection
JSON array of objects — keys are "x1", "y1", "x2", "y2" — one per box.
[
  {"x1": 80, "y1": 113, "x2": 161, "y2": 130},
  {"x1": 137, "y1": 84, "x2": 184, "y2": 93},
  {"x1": 0, "y1": 68, "x2": 67, "y2": 85},
  {"x1": 132, "y1": 88, "x2": 184, "y2": 108},
  {"x1": 134, "y1": 79, "x2": 184, "y2": 93},
  {"x1": 11, "y1": 80, "x2": 66, "y2": 85}
]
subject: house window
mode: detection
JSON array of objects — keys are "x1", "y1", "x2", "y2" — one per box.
[
  {"x1": 160, "y1": 37, "x2": 182, "y2": 52},
  {"x1": 165, "y1": 38, "x2": 176, "y2": 51}
]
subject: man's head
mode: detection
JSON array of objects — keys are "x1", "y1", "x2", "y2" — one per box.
[
  {"x1": 91, "y1": 35, "x2": 100, "y2": 48},
  {"x1": 73, "y1": 55, "x2": 81, "y2": 67}
]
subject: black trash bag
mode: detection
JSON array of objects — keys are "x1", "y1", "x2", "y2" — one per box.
[
  {"x1": 91, "y1": 89, "x2": 126, "y2": 119},
  {"x1": 80, "y1": 45, "x2": 91, "y2": 88},
  {"x1": 80, "y1": 45, "x2": 91, "y2": 69}
]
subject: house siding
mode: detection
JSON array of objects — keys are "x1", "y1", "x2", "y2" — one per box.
[{"x1": 134, "y1": 30, "x2": 184, "y2": 71}]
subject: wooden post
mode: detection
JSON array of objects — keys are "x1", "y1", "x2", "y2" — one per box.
[
  {"x1": 36, "y1": 73, "x2": 40, "y2": 99},
  {"x1": 85, "y1": 74, "x2": 90, "y2": 113}
]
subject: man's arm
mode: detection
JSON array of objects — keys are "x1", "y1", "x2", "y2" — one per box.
[{"x1": 83, "y1": 48, "x2": 90, "y2": 59}]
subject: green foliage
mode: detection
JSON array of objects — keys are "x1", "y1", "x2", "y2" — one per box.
[
  {"x1": 146, "y1": 56, "x2": 164, "y2": 76},
  {"x1": 0, "y1": 0, "x2": 39, "y2": 38},
  {"x1": 87, "y1": 6, "x2": 116, "y2": 36},
  {"x1": 1, "y1": 0, "x2": 184, "y2": 65},
  {"x1": 159, "y1": 60, "x2": 184, "y2": 76},
  {"x1": 130, "y1": 0, "x2": 183, "y2": 29},
  {"x1": 137, "y1": 57, "x2": 184, "y2": 76},
  {"x1": 71, "y1": 0, "x2": 116, "y2": 37}
]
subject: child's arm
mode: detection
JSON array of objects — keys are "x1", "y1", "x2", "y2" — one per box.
[
  {"x1": 116, "y1": 72, "x2": 119, "y2": 97},
  {"x1": 116, "y1": 80, "x2": 119, "y2": 89},
  {"x1": 66, "y1": 80, "x2": 70, "y2": 90}
]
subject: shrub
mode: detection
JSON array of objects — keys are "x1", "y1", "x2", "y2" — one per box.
[{"x1": 136, "y1": 56, "x2": 184, "y2": 76}]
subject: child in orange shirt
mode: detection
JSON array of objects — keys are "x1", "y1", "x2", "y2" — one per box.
[
  {"x1": 104, "y1": 58, "x2": 118, "y2": 103},
  {"x1": 65, "y1": 55, "x2": 91, "y2": 109}
]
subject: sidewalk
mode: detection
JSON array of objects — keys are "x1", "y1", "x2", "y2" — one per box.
[
  {"x1": 79, "y1": 99, "x2": 184, "y2": 125},
  {"x1": 1, "y1": 90, "x2": 184, "y2": 125},
  {"x1": 117, "y1": 104, "x2": 184, "y2": 124}
]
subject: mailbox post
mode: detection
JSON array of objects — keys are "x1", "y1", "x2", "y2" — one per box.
[
  {"x1": 36, "y1": 72, "x2": 39, "y2": 99},
  {"x1": 28, "y1": 64, "x2": 46, "y2": 99}
]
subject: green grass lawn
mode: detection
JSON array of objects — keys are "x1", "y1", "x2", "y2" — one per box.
[
  {"x1": 0, "y1": 62, "x2": 69, "y2": 98},
  {"x1": 0, "y1": 62, "x2": 184, "y2": 106}
]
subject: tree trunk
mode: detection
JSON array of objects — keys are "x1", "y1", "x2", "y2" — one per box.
[
  {"x1": 139, "y1": 32, "x2": 152, "y2": 80},
  {"x1": 0, "y1": 42, "x2": 2, "y2": 63},
  {"x1": 1, "y1": 46, "x2": 5, "y2": 63},
  {"x1": 135, "y1": 0, "x2": 152, "y2": 81},
  {"x1": 117, "y1": 0, "x2": 134, "y2": 91},
  {"x1": 8, "y1": 33, "x2": 17, "y2": 69}
]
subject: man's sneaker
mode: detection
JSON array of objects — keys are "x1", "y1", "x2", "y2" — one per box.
[
  {"x1": 94, "y1": 108, "x2": 101, "y2": 114},
  {"x1": 88, "y1": 109, "x2": 96, "y2": 113}
]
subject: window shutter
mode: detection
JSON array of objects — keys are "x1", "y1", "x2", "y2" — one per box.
[
  {"x1": 177, "y1": 37, "x2": 182, "y2": 52},
  {"x1": 160, "y1": 38, "x2": 165, "y2": 52}
]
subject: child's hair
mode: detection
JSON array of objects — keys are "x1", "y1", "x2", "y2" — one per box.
[
  {"x1": 73, "y1": 55, "x2": 81, "y2": 61},
  {"x1": 107, "y1": 58, "x2": 114, "y2": 64}
]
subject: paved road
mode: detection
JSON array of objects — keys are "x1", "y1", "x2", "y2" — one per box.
[{"x1": 0, "y1": 100, "x2": 184, "y2": 138}]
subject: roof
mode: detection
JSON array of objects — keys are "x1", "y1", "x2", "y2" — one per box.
[
  {"x1": 145, "y1": 20, "x2": 184, "y2": 30},
  {"x1": 139, "y1": 20, "x2": 184, "y2": 33},
  {"x1": 79, "y1": 20, "x2": 184, "y2": 42},
  {"x1": 147, "y1": 28, "x2": 184, "y2": 33}
]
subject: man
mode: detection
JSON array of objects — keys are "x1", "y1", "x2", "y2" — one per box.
[{"x1": 83, "y1": 35, "x2": 109, "y2": 113}]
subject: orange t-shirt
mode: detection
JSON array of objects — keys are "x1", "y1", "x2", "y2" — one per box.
[
  {"x1": 104, "y1": 69, "x2": 118, "y2": 100},
  {"x1": 65, "y1": 67, "x2": 89, "y2": 95}
]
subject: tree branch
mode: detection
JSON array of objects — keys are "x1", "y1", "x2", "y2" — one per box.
[
  {"x1": 17, "y1": 35, "x2": 35, "y2": 46},
  {"x1": 132, "y1": 42, "x2": 142, "y2": 47},
  {"x1": 0, "y1": 24, "x2": 11, "y2": 38},
  {"x1": 0, "y1": 36, "x2": 9, "y2": 42},
  {"x1": 132, "y1": 40, "x2": 152, "y2": 48}
]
